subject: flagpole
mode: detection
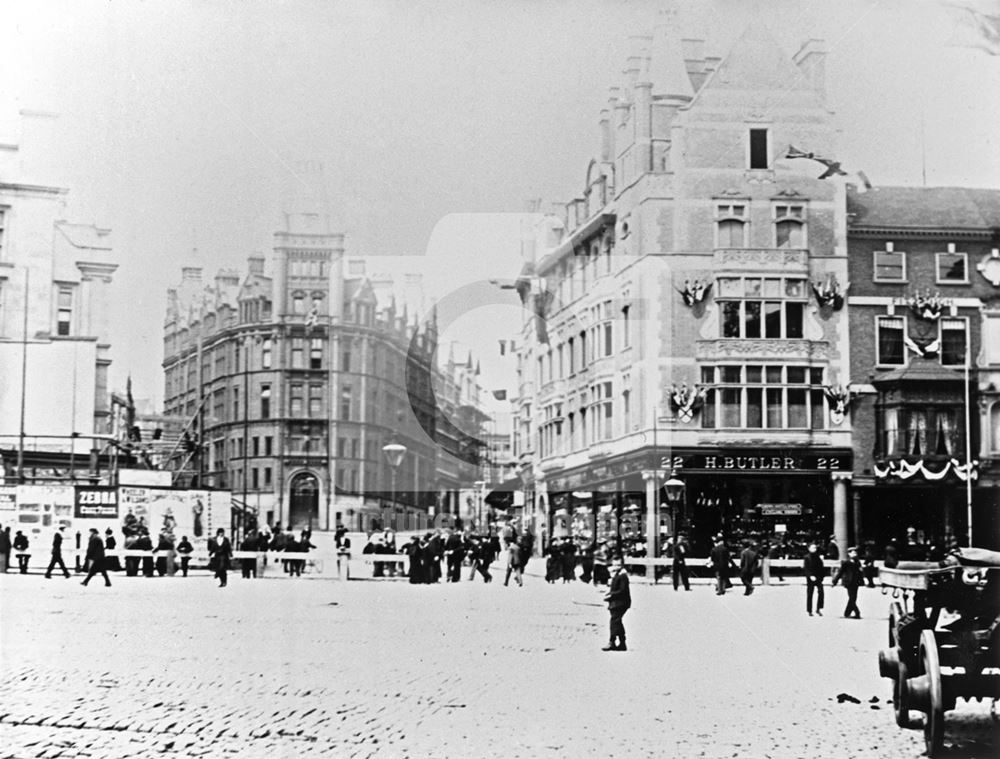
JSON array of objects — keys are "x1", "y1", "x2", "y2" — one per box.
[
  {"x1": 17, "y1": 269, "x2": 29, "y2": 483},
  {"x1": 964, "y1": 324, "x2": 973, "y2": 547}
]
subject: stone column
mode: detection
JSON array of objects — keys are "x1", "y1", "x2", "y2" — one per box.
[
  {"x1": 831, "y1": 472, "x2": 852, "y2": 558},
  {"x1": 641, "y1": 469, "x2": 666, "y2": 558}
]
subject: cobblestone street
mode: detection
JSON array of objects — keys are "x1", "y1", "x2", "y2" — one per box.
[{"x1": 1, "y1": 569, "x2": 996, "y2": 758}]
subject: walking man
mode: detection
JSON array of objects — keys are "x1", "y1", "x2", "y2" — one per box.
[
  {"x1": 602, "y1": 557, "x2": 631, "y2": 651},
  {"x1": 832, "y1": 546, "x2": 863, "y2": 619},
  {"x1": 176, "y1": 535, "x2": 193, "y2": 577},
  {"x1": 803, "y1": 542, "x2": 825, "y2": 616},
  {"x1": 739, "y1": 540, "x2": 760, "y2": 596},
  {"x1": 45, "y1": 525, "x2": 71, "y2": 579},
  {"x1": 709, "y1": 535, "x2": 731, "y2": 596},
  {"x1": 671, "y1": 535, "x2": 690, "y2": 591},
  {"x1": 208, "y1": 528, "x2": 233, "y2": 587},
  {"x1": 504, "y1": 538, "x2": 523, "y2": 587},
  {"x1": 81, "y1": 528, "x2": 111, "y2": 587}
]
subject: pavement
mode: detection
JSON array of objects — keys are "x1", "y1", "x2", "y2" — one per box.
[{"x1": 0, "y1": 564, "x2": 996, "y2": 759}]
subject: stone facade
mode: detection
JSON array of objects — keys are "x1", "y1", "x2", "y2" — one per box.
[{"x1": 0, "y1": 110, "x2": 118, "y2": 480}]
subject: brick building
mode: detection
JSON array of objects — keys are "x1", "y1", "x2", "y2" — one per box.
[
  {"x1": 846, "y1": 186, "x2": 1000, "y2": 550},
  {"x1": 514, "y1": 21, "x2": 855, "y2": 556}
]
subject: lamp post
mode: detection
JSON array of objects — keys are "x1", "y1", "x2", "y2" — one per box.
[
  {"x1": 473, "y1": 480, "x2": 485, "y2": 532},
  {"x1": 663, "y1": 472, "x2": 686, "y2": 549},
  {"x1": 382, "y1": 441, "x2": 407, "y2": 530}
]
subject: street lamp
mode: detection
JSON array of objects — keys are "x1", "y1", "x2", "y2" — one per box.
[
  {"x1": 473, "y1": 480, "x2": 485, "y2": 532},
  {"x1": 382, "y1": 441, "x2": 407, "y2": 530},
  {"x1": 663, "y1": 472, "x2": 685, "y2": 546}
]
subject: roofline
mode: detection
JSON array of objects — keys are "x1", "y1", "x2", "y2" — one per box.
[{"x1": 848, "y1": 226, "x2": 998, "y2": 239}]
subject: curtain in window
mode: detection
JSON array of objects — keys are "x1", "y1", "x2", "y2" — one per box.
[
  {"x1": 936, "y1": 411, "x2": 956, "y2": 456},
  {"x1": 884, "y1": 407, "x2": 899, "y2": 454},
  {"x1": 908, "y1": 410, "x2": 928, "y2": 455}
]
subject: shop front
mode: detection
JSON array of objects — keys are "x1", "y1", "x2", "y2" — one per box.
[{"x1": 543, "y1": 447, "x2": 853, "y2": 558}]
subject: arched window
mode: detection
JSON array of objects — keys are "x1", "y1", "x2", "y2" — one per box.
[
  {"x1": 774, "y1": 204, "x2": 806, "y2": 248},
  {"x1": 715, "y1": 203, "x2": 747, "y2": 248}
]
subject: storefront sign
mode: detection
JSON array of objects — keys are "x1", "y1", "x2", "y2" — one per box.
[
  {"x1": 74, "y1": 487, "x2": 119, "y2": 518},
  {"x1": 659, "y1": 452, "x2": 850, "y2": 472},
  {"x1": 759, "y1": 503, "x2": 802, "y2": 516}
]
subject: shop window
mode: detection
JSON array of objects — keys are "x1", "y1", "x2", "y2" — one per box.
[
  {"x1": 936, "y1": 245, "x2": 967, "y2": 284},
  {"x1": 940, "y1": 318, "x2": 967, "y2": 366},
  {"x1": 876, "y1": 316, "x2": 906, "y2": 365},
  {"x1": 874, "y1": 244, "x2": 906, "y2": 282}
]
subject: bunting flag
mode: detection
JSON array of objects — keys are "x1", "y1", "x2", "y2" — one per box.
[
  {"x1": 903, "y1": 334, "x2": 941, "y2": 358},
  {"x1": 499, "y1": 339, "x2": 507, "y2": 356},
  {"x1": 492, "y1": 389, "x2": 508, "y2": 401},
  {"x1": 533, "y1": 289, "x2": 553, "y2": 344},
  {"x1": 306, "y1": 304, "x2": 319, "y2": 329},
  {"x1": 945, "y1": 3, "x2": 1000, "y2": 55},
  {"x1": 874, "y1": 457, "x2": 979, "y2": 482}
]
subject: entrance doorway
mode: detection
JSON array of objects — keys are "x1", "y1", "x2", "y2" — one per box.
[{"x1": 289, "y1": 471, "x2": 319, "y2": 531}]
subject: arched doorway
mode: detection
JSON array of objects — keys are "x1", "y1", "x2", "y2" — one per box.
[{"x1": 288, "y1": 471, "x2": 319, "y2": 531}]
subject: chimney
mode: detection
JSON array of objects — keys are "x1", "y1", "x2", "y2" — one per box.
[
  {"x1": 181, "y1": 267, "x2": 203, "y2": 283},
  {"x1": 247, "y1": 254, "x2": 265, "y2": 276},
  {"x1": 681, "y1": 38, "x2": 707, "y2": 90},
  {"x1": 215, "y1": 269, "x2": 241, "y2": 288},
  {"x1": 793, "y1": 39, "x2": 826, "y2": 98}
]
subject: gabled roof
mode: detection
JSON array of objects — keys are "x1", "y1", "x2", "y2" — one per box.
[
  {"x1": 848, "y1": 186, "x2": 1000, "y2": 231},
  {"x1": 688, "y1": 22, "x2": 819, "y2": 109}
]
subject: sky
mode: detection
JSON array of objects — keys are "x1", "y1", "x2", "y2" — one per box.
[{"x1": 2, "y1": 0, "x2": 998, "y2": 409}]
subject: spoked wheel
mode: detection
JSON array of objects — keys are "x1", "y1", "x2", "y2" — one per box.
[
  {"x1": 889, "y1": 601, "x2": 904, "y2": 647},
  {"x1": 918, "y1": 630, "x2": 945, "y2": 757}
]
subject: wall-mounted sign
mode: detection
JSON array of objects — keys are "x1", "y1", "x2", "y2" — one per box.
[
  {"x1": 759, "y1": 503, "x2": 803, "y2": 516},
  {"x1": 74, "y1": 486, "x2": 119, "y2": 518}
]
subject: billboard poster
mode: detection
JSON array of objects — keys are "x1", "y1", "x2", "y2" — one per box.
[
  {"x1": 14, "y1": 485, "x2": 75, "y2": 542},
  {"x1": 0, "y1": 486, "x2": 15, "y2": 512},
  {"x1": 74, "y1": 487, "x2": 120, "y2": 519},
  {"x1": 119, "y1": 488, "x2": 231, "y2": 551}
]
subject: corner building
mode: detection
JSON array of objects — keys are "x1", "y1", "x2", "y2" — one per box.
[
  {"x1": 162, "y1": 207, "x2": 442, "y2": 534},
  {"x1": 517, "y1": 24, "x2": 853, "y2": 556}
]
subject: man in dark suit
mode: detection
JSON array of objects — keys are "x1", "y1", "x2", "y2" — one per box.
[
  {"x1": 208, "y1": 528, "x2": 233, "y2": 587},
  {"x1": 603, "y1": 557, "x2": 631, "y2": 651},
  {"x1": 739, "y1": 541, "x2": 760, "y2": 596},
  {"x1": 81, "y1": 528, "x2": 111, "y2": 587},
  {"x1": 709, "y1": 535, "x2": 732, "y2": 596},
  {"x1": 176, "y1": 535, "x2": 194, "y2": 577},
  {"x1": 45, "y1": 525, "x2": 71, "y2": 579},
  {"x1": 672, "y1": 535, "x2": 690, "y2": 591},
  {"x1": 444, "y1": 529, "x2": 464, "y2": 582},
  {"x1": 832, "y1": 546, "x2": 863, "y2": 619},
  {"x1": 803, "y1": 542, "x2": 825, "y2": 616}
]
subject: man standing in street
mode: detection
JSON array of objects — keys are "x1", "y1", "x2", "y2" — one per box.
[
  {"x1": 602, "y1": 557, "x2": 631, "y2": 651},
  {"x1": 832, "y1": 546, "x2": 863, "y2": 619},
  {"x1": 45, "y1": 525, "x2": 71, "y2": 579},
  {"x1": 0, "y1": 525, "x2": 11, "y2": 573},
  {"x1": 12, "y1": 530, "x2": 30, "y2": 573},
  {"x1": 739, "y1": 540, "x2": 760, "y2": 596},
  {"x1": 208, "y1": 528, "x2": 233, "y2": 587},
  {"x1": 444, "y1": 529, "x2": 464, "y2": 582},
  {"x1": 671, "y1": 535, "x2": 690, "y2": 591},
  {"x1": 803, "y1": 543, "x2": 825, "y2": 616},
  {"x1": 81, "y1": 528, "x2": 111, "y2": 587},
  {"x1": 176, "y1": 535, "x2": 194, "y2": 577},
  {"x1": 709, "y1": 535, "x2": 731, "y2": 596}
]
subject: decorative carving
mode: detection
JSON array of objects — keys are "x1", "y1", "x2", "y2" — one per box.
[
  {"x1": 811, "y1": 273, "x2": 847, "y2": 310},
  {"x1": 677, "y1": 279, "x2": 712, "y2": 307},
  {"x1": 670, "y1": 383, "x2": 708, "y2": 423},
  {"x1": 976, "y1": 248, "x2": 1000, "y2": 287},
  {"x1": 695, "y1": 339, "x2": 830, "y2": 361},
  {"x1": 822, "y1": 384, "x2": 852, "y2": 425},
  {"x1": 715, "y1": 248, "x2": 808, "y2": 271}
]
